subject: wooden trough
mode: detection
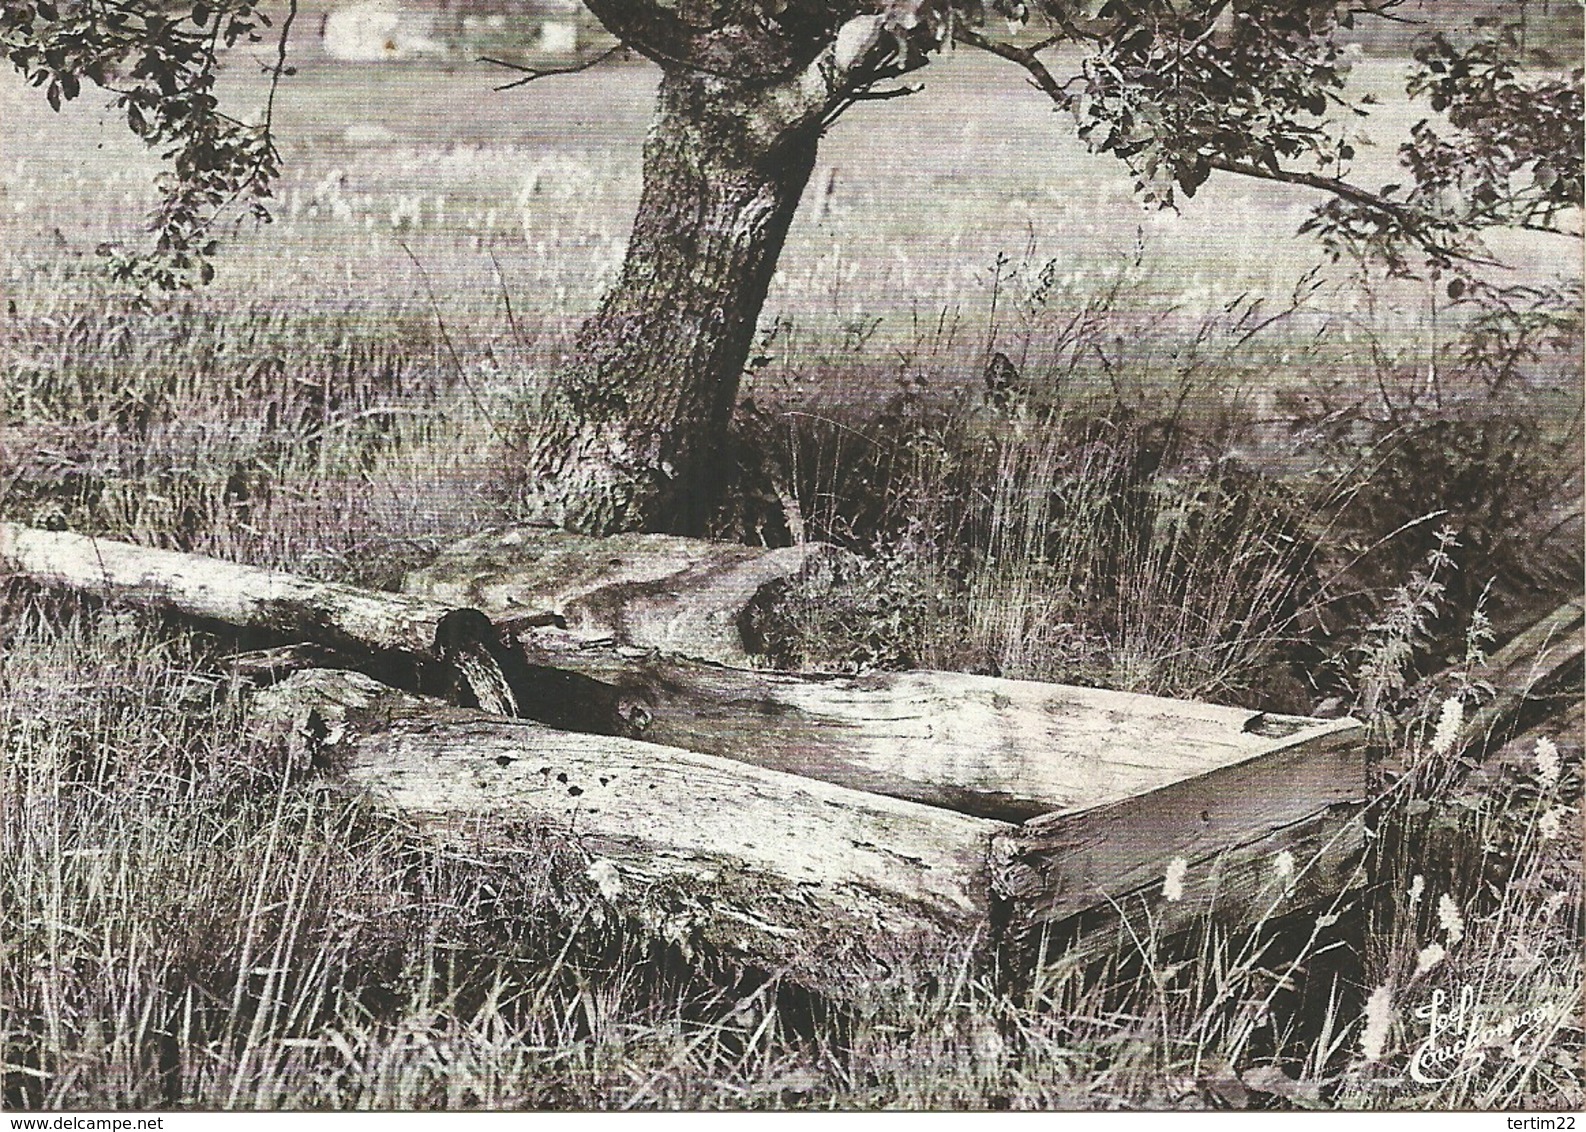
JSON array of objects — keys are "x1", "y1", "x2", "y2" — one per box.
[{"x1": 2, "y1": 523, "x2": 1368, "y2": 996}]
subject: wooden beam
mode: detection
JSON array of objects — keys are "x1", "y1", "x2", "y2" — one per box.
[
  {"x1": 1014, "y1": 804, "x2": 1366, "y2": 972},
  {"x1": 2, "y1": 523, "x2": 1364, "y2": 824},
  {"x1": 520, "y1": 634, "x2": 1365, "y2": 822},
  {"x1": 0, "y1": 522, "x2": 520, "y2": 714},
  {"x1": 252, "y1": 668, "x2": 1010, "y2": 996},
  {"x1": 989, "y1": 720, "x2": 1365, "y2": 939}
]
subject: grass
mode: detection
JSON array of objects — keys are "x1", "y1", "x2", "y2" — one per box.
[
  {"x1": 5, "y1": 596, "x2": 1578, "y2": 1108},
  {"x1": 746, "y1": 254, "x2": 1580, "y2": 708},
  {"x1": 2, "y1": 33, "x2": 1582, "y2": 1112}
]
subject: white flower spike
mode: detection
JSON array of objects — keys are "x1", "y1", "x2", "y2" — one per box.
[
  {"x1": 1414, "y1": 941, "x2": 1445, "y2": 978},
  {"x1": 1535, "y1": 737, "x2": 1561, "y2": 792},
  {"x1": 1360, "y1": 984, "x2": 1393, "y2": 1062},
  {"x1": 1163, "y1": 856, "x2": 1188, "y2": 903},
  {"x1": 1430, "y1": 697, "x2": 1463, "y2": 756},
  {"x1": 1437, "y1": 893, "x2": 1465, "y2": 946}
]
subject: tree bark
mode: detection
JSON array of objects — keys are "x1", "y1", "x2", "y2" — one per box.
[
  {"x1": 522, "y1": 65, "x2": 822, "y2": 536},
  {"x1": 518, "y1": 4, "x2": 924, "y2": 536}
]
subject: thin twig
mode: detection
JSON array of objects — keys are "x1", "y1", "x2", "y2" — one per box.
[
  {"x1": 481, "y1": 43, "x2": 627, "y2": 91},
  {"x1": 848, "y1": 83, "x2": 922, "y2": 102},
  {"x1": 263, "y1": 0, "x2": 298, "y2": 139},
  {"x1": 487, "y1": 246, "x2": 523, "y2": 348},
  {"x1": 953, "y1": 24, "x2": 1076, "y2": 109},
  {"x1": 396, "y1": 240, "x2": 512, "y2": 447}
]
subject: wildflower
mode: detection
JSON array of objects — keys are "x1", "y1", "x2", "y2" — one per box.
[
  {"x1": 1407, "y1": 874, "x2": 1425, "y2": 907},
  {"x1": 1430, "y1": 697, "x2": 1464, "y2": 756},
  {"x1": 1274, "y1": 849, "x2": 1295, "y2": 882},
  {"x1": 585, "y1": 858, "x2": 623, "y2": 901},
  {"x1": 1535, "y1": 737, "x2": 1561, "y2": 792},
  {"x1": 1163, "y1": 856, "x2": 1188, "y2": 902},
  {"x1": 1537, "y1": 807, "x2": 1563, "y2": 842},
  {"x1": 1360, "y1": 984, "x2": 1393, "y2": 1062},
  {"x1": 1437, "y1": 893, "x2": 1465, "y2": 946},
  {"x1": 1414, "y1": 942, "x2": 1446, "y2": 978}
]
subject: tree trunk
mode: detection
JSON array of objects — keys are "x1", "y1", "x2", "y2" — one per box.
[{"x1": 523, "y1": 67, "x2": 822, "y2": 536}]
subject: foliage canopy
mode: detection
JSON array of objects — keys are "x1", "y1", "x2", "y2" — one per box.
[{"x1": 4, "y1": 1, "x2": 1579, "y2": 289}]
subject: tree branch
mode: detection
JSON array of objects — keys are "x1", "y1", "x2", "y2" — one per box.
[
  {"x1": 580, "y1": 0, "x2": 805, "y2": 79},
  {"x1": 481, "y1": 43, "x2": 628, "y2": 92},
  {"x1": 256, "y1": 0, "x2": 295, "y2": 176},
  {"x1": 1199, "y1": 155, "x2": 1540, "y2": 268},
  {"x1": 953, "y1": 25, "x2": 1073, "y2": 109},
  {"x1": 759, "y1": 14, "x2": 931, "y2": 140},
  {"x1": 1204, "y1": 156, "x2": 1457, "y2": 250},
  {"x1": 951, "y1": 23, "x2": 1534, "y2": 269}
]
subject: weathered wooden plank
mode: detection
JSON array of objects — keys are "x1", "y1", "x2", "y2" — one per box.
[
  {"x1": 989, "y1": 718, "x2": 1366, "y2": 936},
  {"x1": 1016, "y1": 804, "x2": 1366, "y2": 971},
  {"x1": 519, "y1": 635, "x2": 1365, "y2": 820},
  {"x1": 252, "y1": 668, "x2": 1011, "y2": 995},
  {"x1": 252, "y1": 665, "x2": 1369, "y2": 985},
  {"x1": 5, "y1": 523, "x2": 1361, "y2": 824},
  {"x1": 404, "y1": 525, "x2": 852, "y2": 666}
]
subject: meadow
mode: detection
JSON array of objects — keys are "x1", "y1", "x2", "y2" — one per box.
[{"x1": 1, "y1": 33, "x2": 1582, "y2": 1110}]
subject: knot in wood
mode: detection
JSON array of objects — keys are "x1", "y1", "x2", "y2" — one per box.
[
  {"x1": 616, "y1": 695, "x2": 654, "y2": 735},
  {"x1": 432, "y1": 607, "x2": 498, "y2": 655},
  {"x1": 433, "y1": 607, "x2": 520, "y2": 718}
]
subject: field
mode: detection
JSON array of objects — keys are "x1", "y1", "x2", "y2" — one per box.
[{"x1": 2, "y1": 25, "x2": 1583, "y2": 1112}]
